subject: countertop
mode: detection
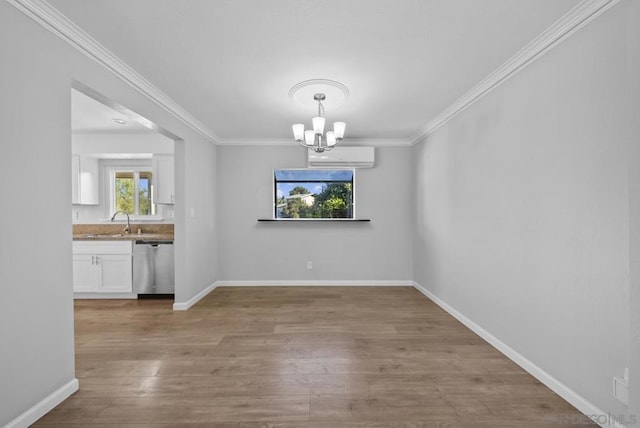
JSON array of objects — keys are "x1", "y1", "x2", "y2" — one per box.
[
  {"x1": 73, "y1": 233, "x2": 174, "y2": 241},
  {"x1": 72, "y1": 223, "x2": 174, "y2": 242}
]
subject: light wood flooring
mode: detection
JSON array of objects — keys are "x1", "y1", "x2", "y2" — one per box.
[{"x1": 35, "y1": 286, "x2": 595, "y2": 427}]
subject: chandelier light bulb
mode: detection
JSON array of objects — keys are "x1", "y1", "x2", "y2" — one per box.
[
  {"x1": 304, "y1": 130, "x2": 315, "y2": 146},
  {"x1": 312, "y1": 117, "x2": 325, "y2": 135},
  {"x1": 333, "y1": 122, "x2": 346, "y2": 140},
  {"x1": 326, "y1": 131, "x2": 336, "y2": 147},
  {"x1": 292, "y1": 124, "x2": 305, "y2": 141}
]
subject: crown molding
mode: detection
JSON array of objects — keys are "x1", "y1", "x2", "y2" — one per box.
[
  {"x1": 410, "y1": 0, "x2": 621, "y2": 145},
  {"x1": 217, "y1": 138, "x2": 413, "y2": 147},
  {"x1": 216, "y1": 138, "x2": 301, "y2": 147},
  {"x1": 346, "y1": 138, "x2": 414, "y2": 147},
  {"x1": 7, "y1": 0, "x2": 220, "y2": 144}
]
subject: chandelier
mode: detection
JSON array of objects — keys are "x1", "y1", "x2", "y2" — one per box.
[{"x1": 292, "y1": 93, "x2": 346, "y2": 153}]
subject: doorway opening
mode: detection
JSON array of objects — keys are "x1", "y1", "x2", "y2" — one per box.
[{"x1": 70, "y1": 81, "x2": 180, "y2": 302}]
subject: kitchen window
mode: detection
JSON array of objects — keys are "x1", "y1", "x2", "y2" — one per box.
[
  {"x1": 274, "y1": 169, "x2": 354, "y2": 219},
  {"x1": 106, "y1": 165, "x2": 157, "y2": 217}
]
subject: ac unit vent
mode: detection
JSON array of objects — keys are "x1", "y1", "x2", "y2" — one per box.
[{"x1": 307, "y1": 147, "x2": 375, "y2": 168}]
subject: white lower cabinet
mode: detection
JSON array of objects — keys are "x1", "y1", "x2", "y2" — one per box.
[
  {"x1": 72, "y1": 254, "x2": 96, "y2": 292},
  {"x1": 73, "y1": 241, "x2": 132, "y2": 293}
]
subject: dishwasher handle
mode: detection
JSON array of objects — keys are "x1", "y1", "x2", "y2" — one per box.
[{"x1": 135, "y1": 240, "x2": 174, "y2": 246}]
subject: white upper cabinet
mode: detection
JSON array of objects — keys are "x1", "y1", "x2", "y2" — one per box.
[
  {"x1": 71, "y1": 155, "x2": 99, "y2": 205},
  {"x1": 152, "y1": 154, "x2": 174, "y2": 205}
]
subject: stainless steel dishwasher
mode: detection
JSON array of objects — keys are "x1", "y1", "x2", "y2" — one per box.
[{"x1": 133, "y1": 240, "x2": 174, "y2": 297}]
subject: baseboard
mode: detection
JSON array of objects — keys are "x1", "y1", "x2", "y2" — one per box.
[
  {"x1": 215, "y1": 280, "x2": 414, "y2": 287},
  {"x1": 172, "y1": 282, "x2": 217, "y2": 311},
  {"x1": 5, "y1": 378, "x2": 79, "y2": 428},
  {"x1": 412, "y1": 282, "x2": 625, "y2": 428}
]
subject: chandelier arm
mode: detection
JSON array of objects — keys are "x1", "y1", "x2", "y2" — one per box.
[{"x1": 297, "y1": 139, "x2": 312, "y2": 149}]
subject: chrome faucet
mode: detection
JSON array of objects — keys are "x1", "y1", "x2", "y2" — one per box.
[{"x1": 110, "y1": 211, "x2": 131, "y2": 234}]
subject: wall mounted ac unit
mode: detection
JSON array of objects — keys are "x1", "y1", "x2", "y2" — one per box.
[{"x1": 307, "y1": 147, "x2": 375, "y2": 168}]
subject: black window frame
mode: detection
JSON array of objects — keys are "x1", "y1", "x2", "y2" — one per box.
[{"x1": 273, "y1": 169, "x2": 355, "y2": 219}]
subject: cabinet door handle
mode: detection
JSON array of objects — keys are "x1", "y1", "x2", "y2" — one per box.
[
  {"x1": 95, "y1": 256, "x2": 99, "y2": 265},
  {"x1": 91, "y1": 256, "x2": 95, "y2": 265}
]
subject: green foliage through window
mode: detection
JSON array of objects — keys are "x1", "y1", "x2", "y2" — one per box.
[
  {"x1": 274, "y1": 169, "x2": 354, "y2": 219},
  {"x1": 114, "y1": 170, "x2": 156, "y2": 216}
]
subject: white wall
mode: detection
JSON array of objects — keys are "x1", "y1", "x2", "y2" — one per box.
[
  {"x1": 174, "y1": 138, "x2": 218, "y2": 303},
  {"x1": 412, "y1": 1, "x2": 632, "y2": 419},
  {"x1": 0, "y1": 2, "x2": 218, "y2": 425},
  {"x1": 627, "y1": 0, "x2": 640, "y2": 417},
  {"x1": 0, "y1": 5, "x2": 76, "y2": 424},
  {"x1": 217, "y1": 145, "x2": 413, "y2": 282},
  {"x1": 72, "y1": 133, "x2": 174, "y2": 154}
]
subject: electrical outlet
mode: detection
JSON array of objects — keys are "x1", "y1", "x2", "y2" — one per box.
[
  {"x1": 307, "y1": 261, "x2": 313, "y2": 270},
  {"x1": 613, "y1": 368, "x2": 629, "y2": 405}
]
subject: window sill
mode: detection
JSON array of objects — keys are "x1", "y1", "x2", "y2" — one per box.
[{"x1": 257, "y1": 218, "x2": 370, "y2": 222}]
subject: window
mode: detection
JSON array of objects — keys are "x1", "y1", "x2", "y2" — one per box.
[
  {"x1": 274, "y1": 169, "x2": 354, "y2": 219},
  {"x1": 107, "y1": 165, "x2": 157, "y2": 217}
]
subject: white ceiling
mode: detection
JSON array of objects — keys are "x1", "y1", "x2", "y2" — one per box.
[
  {"x1": 72, "y1": 89, "x2": 156, "y2": 134},
  {"x1": 52, "y1": 0, "x2": 581, "y2": 144}
]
